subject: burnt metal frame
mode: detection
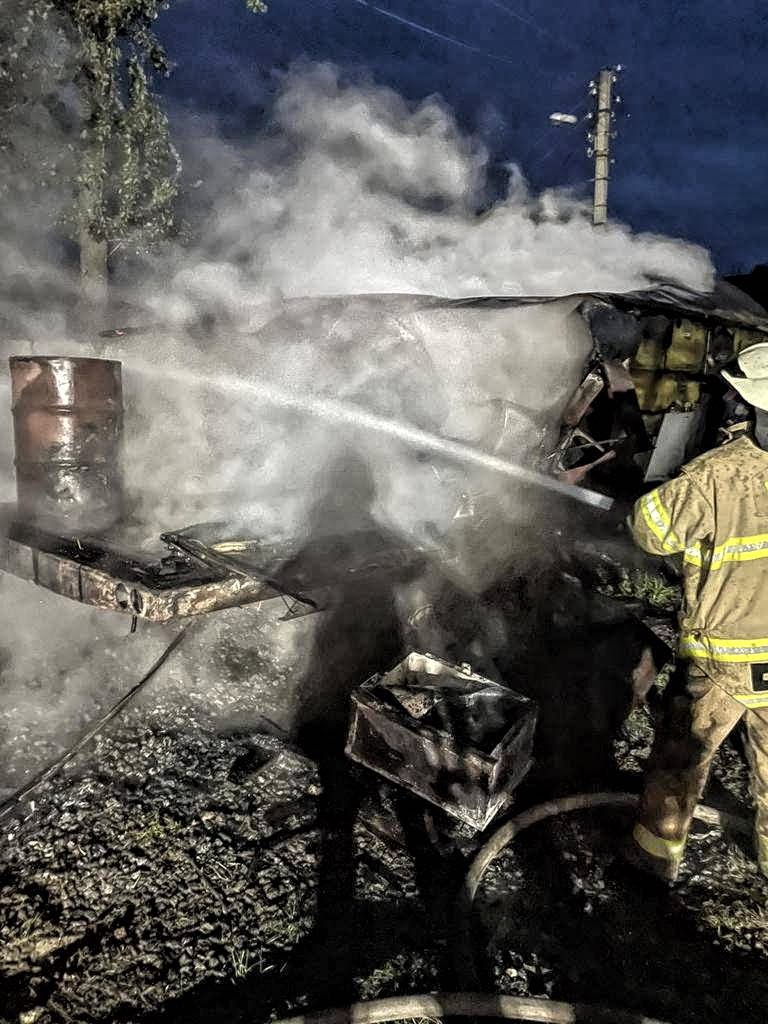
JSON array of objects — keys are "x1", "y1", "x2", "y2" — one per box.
[
  {"x1": 0, "y1": 512, "x2": 424, "y2": 624},
  {"x1": 0, "y1": 520, "x2": 279, "y2": 623}
]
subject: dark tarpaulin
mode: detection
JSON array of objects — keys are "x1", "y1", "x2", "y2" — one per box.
[{"x1": 441, "y1": 280, "x2": 768, "y2": 331}]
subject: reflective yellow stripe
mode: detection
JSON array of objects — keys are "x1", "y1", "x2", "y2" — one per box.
[
  {"x1": 680, "y1": 633, "x2": 768, "y2": 664},
  {"x1": 640, "y1": 489, "x2": 683, "y2": 553},
  {"x1": 633, "y1": 823, "x2": 686, "y2": 862},
  {"x1": 683, "y1": 544, "x2": 703, "y2": 567},
  {"x1": 709, "y1": 533, "x2": 768, "y2": 569},
  {"x1": 733, "y1": 693, "x2": 768, "y2": 709},
  {"x1": 681, "y1": 534, "x2": 768, "y2": 570}
]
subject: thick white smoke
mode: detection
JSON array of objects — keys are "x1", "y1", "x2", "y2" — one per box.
[
  {"x1": 140, "y1": 64, "x2": 713, "y2": 318},
  {"x1": 2, "y1": 66, "x2": 715, "y2": 530},
  {"x1": 0, "y1": 64, "x2": 716, "y2": 765}
]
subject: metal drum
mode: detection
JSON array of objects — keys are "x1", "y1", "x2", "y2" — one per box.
[{"x1": 10, "y1": 356, "x2": 124, "y2": 535}]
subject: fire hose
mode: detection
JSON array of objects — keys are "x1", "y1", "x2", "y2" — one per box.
[
  {"x1": 270, "y1": 792, "x2": 750, "y2": 1024},
  {"x1": 269, "y1": 991, "x2": 672, "y2": 1023},
  {"x1": 463, "y1": 791, "x2": 749, "y2": 908}
]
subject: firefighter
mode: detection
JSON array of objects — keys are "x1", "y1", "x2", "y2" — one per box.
[{"x1": 627, "y1": 341, "x2": 768, "y2": 881}]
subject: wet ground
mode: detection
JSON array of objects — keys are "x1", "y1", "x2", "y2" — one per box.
[
  {"x1": 1, "y1": 573, "x2": 767, "y2": 1024},
  {"x1": 481, "y1": 702, "x2": 768, "y2": 1024}
]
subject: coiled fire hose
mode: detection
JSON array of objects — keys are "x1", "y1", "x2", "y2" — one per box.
[
  {"x1": 270, "y1": 792, "x2": 750, "y2": 1024},
  {"x1": 463, "y1": 791, "x2": 749, "y2": 909}
]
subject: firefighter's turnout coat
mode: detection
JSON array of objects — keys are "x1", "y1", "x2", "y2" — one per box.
[
  {"x1": 630, "y1": 435, "x2": 768, "y2": 876},
  {"x1": 632, "y1": 435, "x2": 768, "y2": 707}
]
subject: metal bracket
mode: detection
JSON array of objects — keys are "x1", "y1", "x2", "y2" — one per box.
[{"x1": 278, "y1": 591, "x2": 325, "y2": 622}]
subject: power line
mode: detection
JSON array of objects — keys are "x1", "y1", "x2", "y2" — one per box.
[
  {"x1": 349, "y1": 0, "x2": 522, "y2": 65},
  {"x1": 485, "y1": 0, "x2": 546, "y2": 32},
  {"x1": 346, "y1": 0, "x2": 596, "y2": 195},
  {"x1": 482, "y1": 0, "x2": 578, "y2": 53},
  {"x1": 527, "y1": 141, "x2": 561, "y2": 175}
]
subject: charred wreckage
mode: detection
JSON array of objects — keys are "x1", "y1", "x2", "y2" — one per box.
[{"x1": 1, "y1": 279, "x2": 767, "y2": 829}]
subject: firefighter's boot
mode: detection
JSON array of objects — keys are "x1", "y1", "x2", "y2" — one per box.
[{"x1": 624, "y1": 823, "x2": 684, "y2": 883}]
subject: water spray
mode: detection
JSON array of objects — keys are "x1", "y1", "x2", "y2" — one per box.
[{"x1": 133, "y1": 363, "x2": 613, "y2": 512}]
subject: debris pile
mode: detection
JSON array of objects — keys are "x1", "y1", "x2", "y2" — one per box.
[
  {"x1": 0, "y1": 721, "x2": 322, "y2": 1022},
  {"x1": 1, "y1": 624, "x2": 768, "y2": 1023}
]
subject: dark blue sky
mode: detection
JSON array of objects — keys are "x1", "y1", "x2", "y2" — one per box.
[{"x1": 156, "y1": 0, "x2": 767, "y2": 273}]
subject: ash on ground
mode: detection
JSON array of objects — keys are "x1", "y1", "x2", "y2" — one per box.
[
  {"x1": 1, "y1": 576, "x2": 768, "y2": 1024},
  {"x1": 0, "y1": 580, "x2": 442, "y2": 1024},
  {"x1": 482, "y1": 701, "x2": 768, "y2": 1024}
]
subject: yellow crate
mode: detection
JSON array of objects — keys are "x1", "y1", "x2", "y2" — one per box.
[
  {"x1": 632, "y1": 337, "x2": 665, "y2": 371},
  {"x1": 665, "y1": 319, "x2": 706, "y2": 371},
  {"x1": 632, "y1": 371, "x2": 700, "y2": 413},
  {"x1": 734, "y1": 327, "x2": 768, "y2": 354}
]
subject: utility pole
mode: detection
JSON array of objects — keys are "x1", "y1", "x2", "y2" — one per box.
[{"x1": 588, "y1": 67, "x2": 621, "y2": 226}]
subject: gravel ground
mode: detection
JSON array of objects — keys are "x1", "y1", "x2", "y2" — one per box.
[
  {"x1": 1, "y1": 574, "x2": 767, "y2": 1024},
  {"x1": 481, "y1": 702, "x2": 768, "y2": 1024},
  {"x1": 0, "y1": 576, "x2": 439, "y2": 1024}
]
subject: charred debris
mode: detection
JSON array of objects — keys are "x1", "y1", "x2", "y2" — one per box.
[
  {"x1": 4, "y1": 280, "x2": 767, "y2": 622},
  {"x1": 2, "y1": 277, "x2": 767, "y2": 834},
  {"x1": 1, "y1": 279, "x2": 768, "y2": 1023}
]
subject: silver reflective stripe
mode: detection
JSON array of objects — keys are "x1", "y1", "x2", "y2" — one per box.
[
  {"x1": 640, "y1": 489, "x2": 683, "y2": 553},
  {"x1": 680, "y1": 633, "x2": 768, "y2": 663},
  {"x1": 710, "y1": 534, "x2": 768, "y2": 569},
  {"x1": 733, "y1": 693, "x2": 768, "y2": 709}
]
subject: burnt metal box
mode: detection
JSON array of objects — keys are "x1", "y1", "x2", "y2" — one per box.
[{"x1": 345, "y1": 651, "x2": 537, "y2": 831}]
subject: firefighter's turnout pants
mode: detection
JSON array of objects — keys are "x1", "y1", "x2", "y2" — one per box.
[{"x1": 634, "y1": 661, "x2": 768, "y2": 876}]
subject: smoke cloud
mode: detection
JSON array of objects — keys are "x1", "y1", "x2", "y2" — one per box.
[
  {"x1": 137, "y1": 64, "x2": 714, "y2": 314},
  {"x1": 0, "y1": 64, "x2": 714, "y2": 771},
  {"x1": 1, "y1": 65, "x2": 715, "y2": 526}
]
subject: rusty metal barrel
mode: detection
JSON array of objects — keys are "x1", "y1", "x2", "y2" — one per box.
[{"x1": 10, "y1": 356, "x2": 124, "y2": 535}]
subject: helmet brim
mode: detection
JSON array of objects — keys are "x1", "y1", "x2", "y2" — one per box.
[{"x1": 722, "y1": 368, "x2": 768, "y2": 412}]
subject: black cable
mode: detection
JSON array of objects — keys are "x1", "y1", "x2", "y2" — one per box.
[
  {"x1": 0, "y1": 626, "x2": 190, "y2": 823},
  {"x1": 349, "y1": 0, "x2": 522, "y2": 66},
  {"x1": 525, "y1": 96, "x2": 590, "y2": 166}
]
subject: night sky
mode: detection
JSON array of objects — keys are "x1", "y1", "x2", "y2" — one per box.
[{"x1": 155, "y1": 0, "x2": 767, "y2": 274}]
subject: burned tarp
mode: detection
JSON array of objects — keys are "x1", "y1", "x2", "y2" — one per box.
[{"x1": 443, "y1": 279, "x2": 768, "y2": 333}]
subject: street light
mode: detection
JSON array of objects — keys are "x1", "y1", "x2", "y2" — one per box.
[{"x1": 548, "y1": 112, "x2": 579, "y2": 126}]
